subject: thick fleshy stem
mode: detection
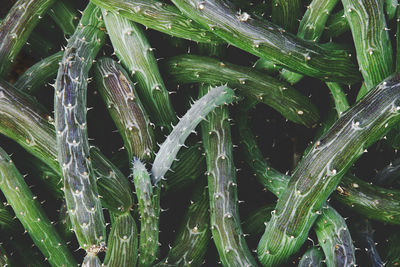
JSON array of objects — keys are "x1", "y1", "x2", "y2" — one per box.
[
  {"x1": 0, "y1": 146, "x2": 77, "y2": 266},
  {"x1": 54, "y1": 2, "x2": 106, "y2": 253},
  {"x1": 151, "y1": 85, "x2": 235, "y2": 185},
  {"x1": 0, "y1": 0, "x2": 56, "y2": 77}
]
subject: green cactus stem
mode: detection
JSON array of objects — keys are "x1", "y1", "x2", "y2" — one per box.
[
  {"x1": 257, "y1": 72, "x2": 400, "y2": 266},
  {"x1": 54, "y1": 2, "x2": 107, "y2": 251},
  {"x1": 91, "y1": 0, "x2": 222, "y2": 44},
  {"x1": 102, "y1": 10, "x2": 177, "y2": 130},
  {"x1": 200, "y1": 85, "x2": 257, "y2": 266},
  {"x1": 171, "y1": 0, "x2": 360, "y2": 83},
  {"x1": 152, "y1": 85, "x2": 235, "y2": 185},
  {"x1": 0, "y1": 0, "x2": 56, "y2": 77},
  {"x1": 0, "y1": 146, "x2": 77, "y2": 266},
  {"x1": 94, "y1": 57, "x2": 155, "y2": 162},
  {"x1": 165, "y1": 54, "x2": 319, "y2": 127}
]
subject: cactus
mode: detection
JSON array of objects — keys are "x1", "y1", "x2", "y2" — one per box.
[
  {"x1": 0, "y1": 244, "x2": 10, "y2": 266},
  {"x1": 322, "y1": 10, "x2": 350, "y2": 39},
  {"x1": 162, "y1": 142, "x2": 205, "y2": 195},
  {"x1": 0, "y1": 79, "x2": 133, "y2": 213},
  {"x1": 375, "y1": 157, "x2": 400, "y2": 185},
  {"x1": 0, "y1": 146, "x2": 77, "y2": 266},
  {"x1": 54, "y1": 2, "x2": 107, "y2": 252},
  {"x1": 298, "y1": 247, "x2": 324, "y2": 267},
  {"x1": 104, "y1": 213, "x2": 138, "y2": 267},
  {"x1": 132, "y1": 159, "x2": 160, "y2": 266},
  {"x1": 326, "y1": 82, "x2": 350, "y2": 116},
  {"x1": 278, "y1": 0, "x2": 340, "y2": 84},
  {"x1": 152, "y1": 85, "x2": 235, "y2": 184},
  {"x1": 165, "y1": 54, "x2": 320, "y2": 127},
  {"x1": 48, "y1": 0, "x2": 78, "y2": 36},
  {"x1": 91, "y1": 0, "x2": 221, "y2": 44},
  {"x1": 384, "y1": 234, "x2": 400, "y2": 266},
  {"x1": 101, "y1": 10, "x2": 177, "y2": 130},
  {"x1": 162, "y1": 185, "x2": 210, "y2": 266},
  {"x1": 14, "y1": 51, "x2": 63, "y2": 93},
  {"x1": 315, "y1": 206, "x2": 356, "y2": 267},
  {"x1": 257, "y1": 73, "x2": 400, "y2": 266},
  {"x1": 94, "y1": 57, "x2": 155, "y2": 161},
  {"x1": 271, "y1": 0, "x2": 302, "y2": 33},
  {"x1": 335, "y1": 173, "x2": 400, "y2": 224},
  {"x1": 170, "y1": 0, "x2": 360, "y2": 83},
  {"x1": 0, "y1": 0, "x2": 56, "y2": 77},
  {"x1": 200, "y1": 85, "x2": 257, "y2": 266},
  {"x1": 342, "y1": 0, "x2": 394, "y2": 94},
  {"x1": 397, "y1": 7, "x2": 400, "y2": 72},
  {"x1": 243, "y1": 204, "x2": 275, "y2": 236},
  {"x1": 82, "y1": 254, "x2": 102, "y2": 267}
]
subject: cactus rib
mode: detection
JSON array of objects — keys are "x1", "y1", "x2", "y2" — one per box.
[
  {"x1": 342, "y1": 0, "x2": 393, "y2": 93},
  {"x1": 236, "y1": 101, "x2": 356, "y2": 266},
  {"x1": 271, "y1": 0, "x2": 302, "y2": 33},
  {"x1": 163, "y1": 186, "x2": 210, "y2": 266},
  {"x1": 298, "y1": 247, "x2": 324, "y2": 267},
  {"x1": 104, "y1": 213, "x2": 138, "y2": 267},
  {"x1": 315, "y1": 206, "x2": 356, "y2": 267},
  {"x1": 14, "y1": 51, "x2": 63, "y2": 93},
  {"x1": 48, "y1": 0, "x2": 78, "y2": 36}
]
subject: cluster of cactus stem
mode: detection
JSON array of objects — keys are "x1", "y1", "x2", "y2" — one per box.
[{"x1": 2, "y1": 0, "x2": 400, "y2": 266}]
